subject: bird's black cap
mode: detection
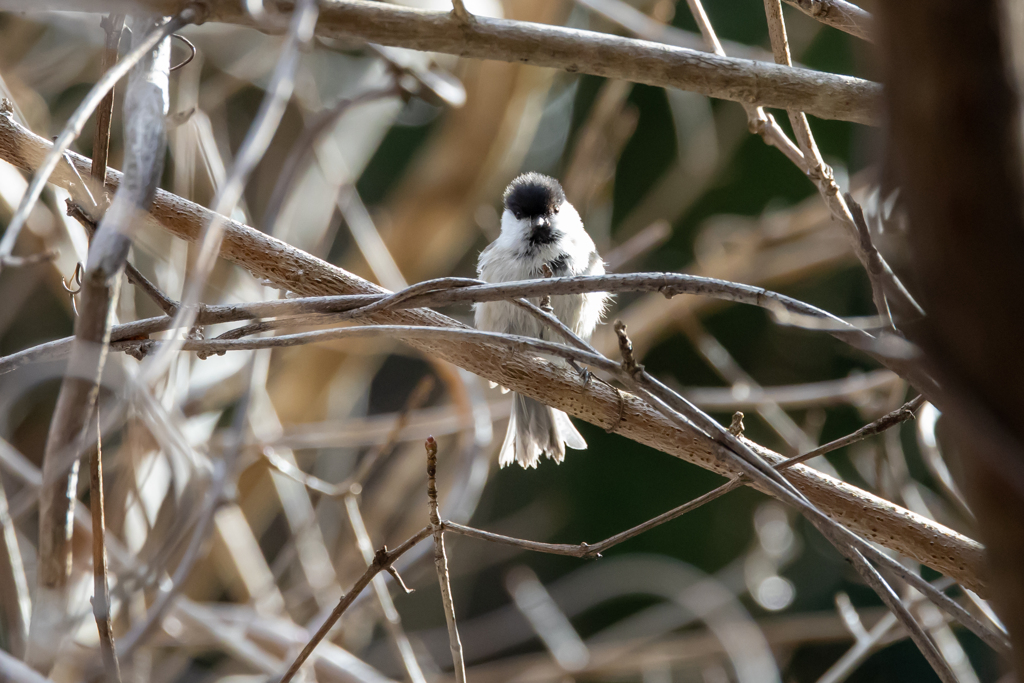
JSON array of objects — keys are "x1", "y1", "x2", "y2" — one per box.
[{"x1": 503, "y1": 172, "x2": 565, "y2": 220}]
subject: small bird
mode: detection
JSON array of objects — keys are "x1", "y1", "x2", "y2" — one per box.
[{"x1": 475, "y1": 172, "x2": 609, "y2": 469}]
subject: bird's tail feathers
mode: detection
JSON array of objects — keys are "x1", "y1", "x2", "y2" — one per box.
[{"x1": 498, "y1": 394, "x2": 587, "y2": 469}]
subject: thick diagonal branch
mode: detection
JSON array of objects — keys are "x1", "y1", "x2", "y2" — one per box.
[{"x1": 0, "y1": 113, "x2": 986, "y2": 596}]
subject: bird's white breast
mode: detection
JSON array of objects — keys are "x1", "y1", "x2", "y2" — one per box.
[{"x1": 475, "y1": 201, "x2": 608, "y2": 342}]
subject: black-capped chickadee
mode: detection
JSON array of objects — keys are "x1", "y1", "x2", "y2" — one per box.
[{"x1": 475, "y1": 173, "x2": 609, "y2": 469}]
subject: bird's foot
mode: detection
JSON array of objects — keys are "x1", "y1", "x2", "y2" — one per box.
[{"x1": 569, "y1": 359, "x2": 592, "y2": 387}]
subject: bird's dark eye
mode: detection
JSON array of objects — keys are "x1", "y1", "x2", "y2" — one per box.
[
  {"x1": 513, "y1": 211, "x2": 522, "y2": 220},
  {"x1": 553, "y1": 205, "x2": 560, "y2": 214}
]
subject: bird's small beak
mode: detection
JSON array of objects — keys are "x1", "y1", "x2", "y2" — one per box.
[{"x1": 531, "y1": 216, "x2": 550, "y2": 230}]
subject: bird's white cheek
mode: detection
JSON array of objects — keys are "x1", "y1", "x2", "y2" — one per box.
[{"x1": 499, "y1": 212, "x2": 534, "y2": 242}]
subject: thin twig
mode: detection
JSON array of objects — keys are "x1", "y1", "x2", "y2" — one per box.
[
  {"x1": 682, "y1": 0, "x2": 901, "y2": 336},
  {"x1": 761, "y1": 0, "x2": 921, "y2": 329},
  {"x1": 278, "y1": 526, "x2": 433, "y2": 683},
  {"x1": 665, "y1": 0, "x2": 809, "y2": 169},
  {"x1": 780, "y1": 395, "x2": 925, "y2": 468},
  {"x1": 683, "y1": 0, "x2": 724, "y2": 54},
  {"x1": 89, "y1": 406, "x2": 120, "y2": 683},
  {"x1": 1, "y1": 272, "x2": 876, "y2": 373},
  {"x1": 342, "y1": 495, "x2": 427, "y2": 683},
  {"x1": 442, "y1": 477, "x2": 741, "y2": 560},
  {"x1": 66, "y1": 201, "x2": 179, "y2": 315},
  {"x1": 426, "y1": 437, "x2": 466, "y2": 682},
  {"x1": 450, "y1": 0, "x2": 472, "y2": 23},
  {"x1": 91, "y1": 13, "x2": 125, "y2": 187},
  {"x1": 845, "y1": 193, "x2": 925, "y2": 325}
]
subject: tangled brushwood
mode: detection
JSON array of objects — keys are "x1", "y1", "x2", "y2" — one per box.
[{"x1": 0, "y1": 1, "x2": 1021, "y2": 683}]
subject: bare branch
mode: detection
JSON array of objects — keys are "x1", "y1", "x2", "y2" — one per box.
[
  {"x1": 780, "y1": 395, "x2": 925, "y2": 469},
  {"x1": 16, "y1": 0, "x2": 880, "y2": 125},
  {"x1": 89, "y1": 408, "x2": 120, "y2": 683},
  {"x1": 91, "y1": 13, "x2": 125, "y2": 187},
  {"x1": 426, "y1": 437, "x2": 466, "y2": 682},
  {"x1": 471, "y1": 391, "x2": 922, "y2": 565},
  {"x1": 782, "y1": 0, "x2": 872, "y2": 42},
  {"x1": 124, "y1": 321, "x2": 988, "y2": 596},
  {"x1": 278, "y1": 526, "x2": 433, "y2": 683},
  {"x1": 0, "y1": 459, "x2": 29, "y2": 658},
  {"x1": 0, "y1": 272, "x2": 885, "y2": 374},
  {"x1": 441, "y1": 380, "x2": 1008, "y2": 656}
]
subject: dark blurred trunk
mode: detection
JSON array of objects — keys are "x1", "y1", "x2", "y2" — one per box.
[{"x1": 876, "y1": 0, "x2": 1024, "y2": 673}]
